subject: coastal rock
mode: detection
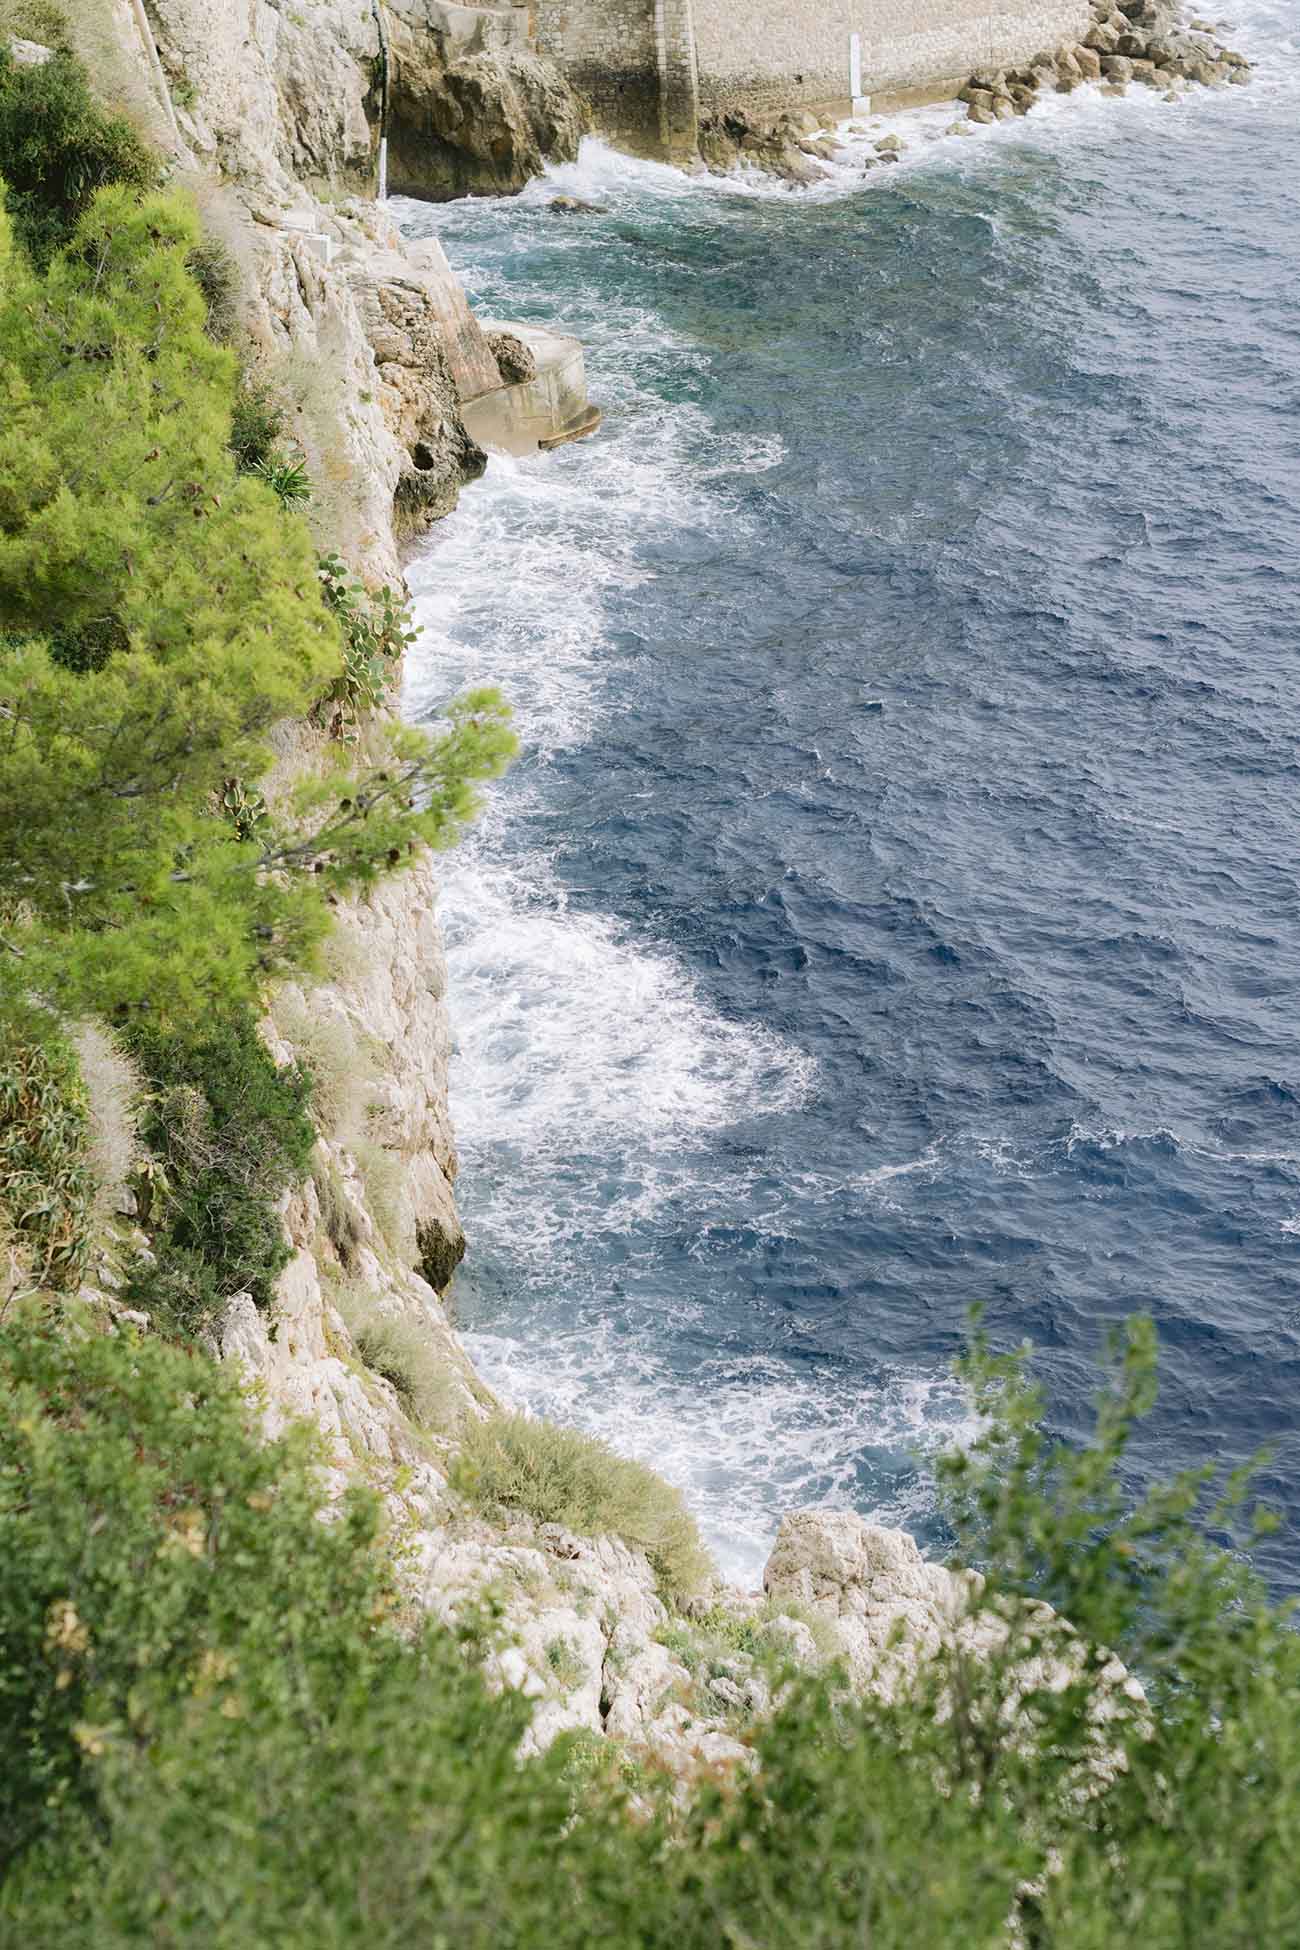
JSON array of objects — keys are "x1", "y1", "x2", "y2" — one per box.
[
  {"x1": 1074, "y1": 42, "x2": 1104, "y2": 75},
  {"x1": 1100, "y1": 52, "x2": 1134, "y2": 77},
  {"x1": 385, "y1": 3, "x2": 587, "y2": 200},
  {"x1": 874, "y1": 132, "x2": 904, "y2": 153},
  {"x1": 763, "y1": 1510, "x2": 977, "y2": 1696},
  {"x1": 488, "y1": 328, "x2": 538, "y2": 385},
  {"x1": 7, "y1": 37, "x2": 52, "y2": 65}
]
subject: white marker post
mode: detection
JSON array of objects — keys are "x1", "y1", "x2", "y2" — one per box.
[{"x1": 850, "y1": 32, "x2": 870, "y2": 115}]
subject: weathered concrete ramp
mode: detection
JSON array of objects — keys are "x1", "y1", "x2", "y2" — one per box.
[{"x1": 462, "y1": 321, "x2": 601, "y2": 454}]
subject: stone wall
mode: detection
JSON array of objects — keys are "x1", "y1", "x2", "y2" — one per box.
[
  {"x1": 537, "y1": 0, "x2": 1091, "y2": 152},
  {"x1": 693, "y1": 0, "x2": 1091, "y2": 114},
  {"x1": 533, "y1": 0, "x2": 662, "y2": 154}
]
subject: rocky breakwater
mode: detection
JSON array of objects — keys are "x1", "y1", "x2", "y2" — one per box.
[
  {"x1": 956, "y1": 0, "x2": 1251, "y2": 122},
  {"x1": 697, "y1": 103, "x2": 855, "y2": 184}
]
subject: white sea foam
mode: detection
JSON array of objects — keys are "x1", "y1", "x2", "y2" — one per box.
[
  {"x1": 397, "y1": 8, "x2": 1300, "y2": 1564},
  {"x1": 462, "y1": 1322, "x2": 981, "y2": 1584}
]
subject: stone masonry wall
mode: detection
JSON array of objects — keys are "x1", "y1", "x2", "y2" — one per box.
[
  {"x1": 537, "y1": 0, "x2": 1090, "y2": 150},
  {"x1": 533, "y1": 0, "x2": 661, "y2": 153},
  {"x1": 692, "y1": 0, "x2": 1092, "y2": 114}
]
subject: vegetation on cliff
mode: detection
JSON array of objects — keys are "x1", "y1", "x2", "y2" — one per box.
[
  {"x1": 0, "y1": 170, "x2": 513, "y2": 1027},
  {"x1": 1, "y1": 1308, "x2": 1297, "y2": 1945},
  {"x1": 0, "y1": 50, "x2": 514, "y2": 1315},
  {"x1": 1, "y1": 40, "x2": 1295, "y2": 1950}
]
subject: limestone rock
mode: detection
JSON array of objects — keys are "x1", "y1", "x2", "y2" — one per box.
[
  {"x1": 763, "y1": 1510, "x2": 978, "y2": 1697},
  {"x1": 7, "y1": 37, "x2": 53, "y2": 65},
  {"x1": 384, "y1": 1, "x2": 586, "y2": 201}
]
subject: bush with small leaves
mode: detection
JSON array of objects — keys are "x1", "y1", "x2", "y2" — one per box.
[
  {"x1": 0, "y1": 1009, "x2": 94, "y2": 1298},
  {"x1": 121, "y1": 1008, "x2": 315, "y2": 1333},
  {"x1": 0, "y1": 46, "x2": 158, "y2": 265}
]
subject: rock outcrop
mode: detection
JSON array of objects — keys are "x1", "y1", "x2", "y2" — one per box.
[
  {"x1": 134, "y1": 0, "x2": 585, "y2": 202},
  {"x1": 385, "y1": 0, "x2": 587, "y2": 200}
]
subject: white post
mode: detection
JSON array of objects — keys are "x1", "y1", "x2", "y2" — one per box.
[
  {"x1": 378, "y1": 135, "x2": 388, "y2": 201},
  {"x1": 850, "y1": 31, "x2": 869, "y2": 114}
]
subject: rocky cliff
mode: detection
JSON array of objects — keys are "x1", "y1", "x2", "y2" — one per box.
[{"x1": 49, "y1": 0, "x2": 1136, "y2": 1779}]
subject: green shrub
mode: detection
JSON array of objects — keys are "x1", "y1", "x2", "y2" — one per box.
[
  {"x1": 453, "y1": 1413, "x2": 714, "y2": 1604},
  {"x1": 4, "y1": 1320, "x2": 1300, "y2": 1945},
  {"x1": 228, "y1": 375, "x2": 286, "y2": 471},
  {"x1": 0, "y1": 1312, "x2": 408, "y2": 1872},
  {"x1": 122, "y1": 1008, "x2": 315, "y2": 1333},
  {"x1": 0, "y1": 1011, "x2": 94, "y2": 1297},
  {"x1": 316, "y1": 552, "x2": 417, "y2": 739},
  {"x1": 184, "y1": 233, "x2": 240, "y2": 342},
  {"x1": 0, "y1": 178, "x2": 516, "y2": 1025},
  {"x1": 0, "y1": 47, "x2": 158, "y2": 265},
  {"x1": 251, "y1": 452, "x2": 312, "y2": 508}
]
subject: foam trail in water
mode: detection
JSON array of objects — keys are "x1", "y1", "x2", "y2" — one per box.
[{"x1": 401, "y1": 345, "x2": 983, "y2": 1578}]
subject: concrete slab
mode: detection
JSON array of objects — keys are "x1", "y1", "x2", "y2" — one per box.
[{"x1": 462, "y1": 320, "x2": 601, "y2": 455}]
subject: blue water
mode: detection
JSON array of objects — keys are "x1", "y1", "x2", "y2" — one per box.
[{"x1": 399, "y1": 12, "x2": 1300, "y2": 1588}]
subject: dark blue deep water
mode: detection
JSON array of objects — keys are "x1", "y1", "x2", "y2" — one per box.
[{"x1": 399, "y1": 12, "x2": 1300, "y2": 1587}]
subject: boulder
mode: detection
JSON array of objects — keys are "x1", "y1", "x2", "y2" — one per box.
[
  {"x1": 992, "y1": 96, "x2": 1017, "y2": 119},
  {"x1": 7, "y1": 36, "x2": 53, "y2": 65},
  {"x1": 1099, "y1": 79, "x2": 1128, "y2": 93},
  {"x1": 1100, "y1": 53, "x2": 1134, "y2": 79},
  {"x1": 873, "y1": 132, "x2": 903, "y2": 153},
  {"x1": 966, "y1": 103, "x2": 996, "y2": 123},
  {"x1": 486, "y1": 329, "x2": 537, "y2": 386},
  {"x1": 1227, "y1": 66, "x2": 1251, "y2": 83},
  {"x1": 1075, "y1": 43, "x2": 1103, "y2": 76},
  {"x1": 548, "y1": 194, "x2": 605, "y2": 214},
  {"x1": 963, "y1": 87, "x2": 995, "y2": 110},
  {"x1": 1116, "y1": 30, "x2": 1150, "y2": 54},
  {"x1": 1084, "y1": 22, "x2": 1120, "y2": 52},
  {"x1": 1130, "y1": 58, "x2": 1161, "y2": 83}
]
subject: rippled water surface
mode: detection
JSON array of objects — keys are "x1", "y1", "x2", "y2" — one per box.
[{"x1": 398, "y1": 11, "x2": 1300, "y2": 1586}]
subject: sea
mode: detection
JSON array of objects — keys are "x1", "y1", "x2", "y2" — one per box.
[{"x1": 397, "y1": 6, "x2": 1300, "y2": 1590}]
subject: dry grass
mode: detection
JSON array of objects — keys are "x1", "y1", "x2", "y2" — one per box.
[
  {"x1": 453, "y1": 1414, "x2": 715, "y2": 1605},
  {"x1": 69, "y1": 1021, "x2": 143, "y2": 1232},
  {"x1": 351, "y1": 1134, "x2": 410, "y2": 1262},
  {"x1": 332, "y1": 1280, "x2": 458, "y2": 1432}
]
